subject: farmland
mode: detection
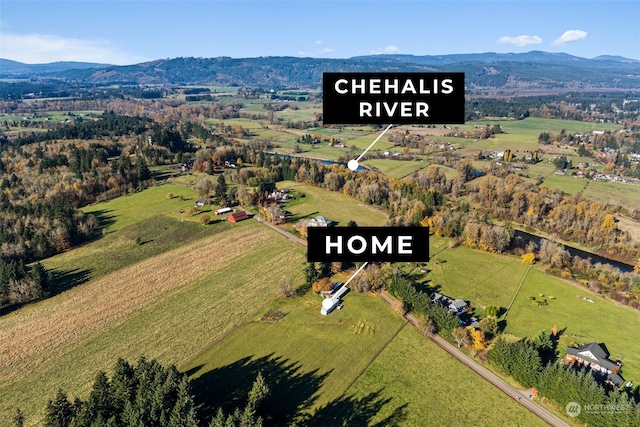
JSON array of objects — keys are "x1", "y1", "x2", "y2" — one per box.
[
  {"x1": 422, "y1": 237, "x2": 640, "y2": 383},
  {"x1": 82, "y1": 181, "x2": 218, "y2": 232},
  {"x1": 2, "y1": 94, "x2": 639, "y2": 427},
  {"x1": 182, "y1": 292, "x2": 406, "y2": 424},
  {"x1": 0, "y1": 220, "x2": 306, "y2": 425},
  {"x1": 277, "y1": 180, "x2": 388, "y2": 227},
  {"x1": 183, "y1": 290, "x2": 548, "y2": 426},
  {"x1": 342, "y1": 327, "x2": 548, "y2": 426}
]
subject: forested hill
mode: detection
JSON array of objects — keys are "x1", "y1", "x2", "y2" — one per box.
[{"x1": 5, "y1": 51, "x2": 640, "y2": 93}]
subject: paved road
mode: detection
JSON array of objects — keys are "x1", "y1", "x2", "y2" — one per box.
[{"x1": 377, "y1": 291, "x2": 571, "y2": 427}]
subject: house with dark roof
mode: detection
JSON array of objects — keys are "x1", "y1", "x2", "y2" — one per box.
[
  {"x1": 565, "y1": 342, "x2": 625, "y2": 388},
  {"x1": 431, "y1": 293, "x2": 467, "y2": 314}
]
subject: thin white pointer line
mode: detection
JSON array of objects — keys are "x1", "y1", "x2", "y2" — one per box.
[
  {"x1": 344, "y1": 262, "x2": 369, "y2": 287},
  {"x1": 355, "y1": 124, "x2": 394, "y2": 162}
]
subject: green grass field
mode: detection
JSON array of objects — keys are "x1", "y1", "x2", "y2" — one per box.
[
  {"x1": 182, "y1": 292, "x2": 406, "y2": 424},
  {"x1": 541, "y1": 174, "x2": 588, "y2": 194},
  {"x1": 504, "y1": 267, "x2": 640, "y2": 383},
  {"x1": 363, "y1": 158, "x2": 427, "y2": 178},
  {"x1": 582, "y1": 180, "x2": 640, "y2": 212},
  {"x1": 343, "y1": 133, "x2": 396, "y2": 151},
  {"x1": 459, "y1": 117, "x2": 621, "y2": 155},
  {"x1": 277, "y1": 180, "x2": 388, "y2": 227},
  {"x1": 43, "y1": 215, "x2": 232, "y2": 287},
  {"x1": 342, "y1": 326, "x2": 548, "y2": 426},
  {"x1": 422, "y1": 236, "x2": 640, "y2": 382},
  {"x1": 0, "y1": 221, "x2": 306, "y2": 425},
  {"x1": 82, "y1": 180, "x2": 223, "y2": 232},
  {"x1": 425, "y1": 238, "x2": 530, "y2": 311}
]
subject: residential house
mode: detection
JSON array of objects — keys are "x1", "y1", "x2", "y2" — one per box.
[
  {"x1": 565, "y1": 342, "x2": 625, "y2": 388},
  {"x1": 431, "y1": 293, "x2": 468, "y2": 315},
  {"x1": 307, "y1": 215, "x2": 333, "y2": 228}
]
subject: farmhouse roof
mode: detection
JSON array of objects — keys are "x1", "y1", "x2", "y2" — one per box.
[
  {"x1": 607, "y1": 373, "x2": 625, "y2": 388},
  {"x1": 566, "y1": 342, "x2": 619, "y2": 372},
  {"x1": 450, "y1": 299, "x2": 467, "y2": 310},
  {"x1": 307, "y1": 215, "x2": 333, "y2": 227}
]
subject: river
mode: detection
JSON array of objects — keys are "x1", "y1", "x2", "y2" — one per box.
[
  {"x1": 513, "y1": 230, "x2": 634, "y2": 273},
  {"x1": 264, "y1": 152, "x2": 369, "y2": 171}
]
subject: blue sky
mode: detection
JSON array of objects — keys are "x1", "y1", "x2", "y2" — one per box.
[{"x1": 1, "y1": 1, "x2": 638, "y2": 64}]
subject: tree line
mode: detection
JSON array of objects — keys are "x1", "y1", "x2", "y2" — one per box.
[
  {"x1": 0, "y1": 114, "x2": 209, "y2": 312},
  {"x1": 30, "y1": 357, "x2": 269, "y2": 427}
]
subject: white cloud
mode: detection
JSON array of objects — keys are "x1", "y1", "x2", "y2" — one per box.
[
  {"x1": 497, "y1": 35, "x2": 543, "y2": 47},
  {"x1": 552, "y1": 29, "x2": 588, "y2": 46},
  {"x1": 0, "y1": 32, "x2": 148, "y2": 65},
  {"x1": 298, "y1": 43, "x2": 334, "y2": 57},
  {"x1": 372, "y1": 45, "x2": 401, "y2": 54}
]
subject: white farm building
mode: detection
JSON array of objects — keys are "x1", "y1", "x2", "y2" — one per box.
[{"x1": 320, "y1": 284, "x2": 349, "y2": 315}]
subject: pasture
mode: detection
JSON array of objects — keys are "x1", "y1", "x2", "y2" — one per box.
[
  {"x1": 541, "y1": 174, "x2": 588, "y2": 194},
  {"x1": 504, "y1": 267, "x2": 640, "y2": 383},
  {"x1": 277, "y1": 180, "x2": 388, "y2": 227},
  {"x1": 363, "y1": 158, "x2": 428, "y2": 178},
  {"x1": 0, "y1": 221, "x2": 306, "y2": 425},
  {"x1": 582, "y1": 180, "x2": 640, "y2": 213},
  {"x1": 182, "y1": 292, "x2": 406, "y2": 424},
  {"x1": 421, "y1": 236, "x2": 640, "y2": 383},
  {"x1": 44, "y1": 214, "x2": 233, "y2": 288},
  {"x1": 82, "y1": 180, "x2": 223, "y2": 232},
  {"x1": 424, "y1": 237, "x2": 530, "y2": 310},
  {"x1": 342, "y1": 327, "x2": 548, "y2": 426}
]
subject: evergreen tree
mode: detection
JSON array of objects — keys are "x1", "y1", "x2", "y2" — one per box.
[
  {"x1": 44, "y1": 389, "x2": 76, "y2": 427},
  {"x1": 215, "y1": 175, "x2": 228, "y2": 200},
  {"x1": 304, "y1": 263, "x2": 320, "y2": 286}
]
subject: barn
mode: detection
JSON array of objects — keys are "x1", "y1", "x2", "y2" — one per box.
[{"x1": 227, "y1": 211, "x2": 249, "y2": 223}]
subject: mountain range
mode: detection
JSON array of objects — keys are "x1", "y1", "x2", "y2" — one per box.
[{"x1": 1, "y1": 51, "x2": 639, "y2": 94}]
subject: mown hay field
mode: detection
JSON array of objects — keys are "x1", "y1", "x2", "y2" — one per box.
[
  {"x1": 343, "y1": 326, "x2": 548, "y2": 426},
  {"x1": 0, "y1": 220, "x2": 305, "y2": 425},
  {"x1": 183, "y1": 292, "x2": 406, "y2": 425}
]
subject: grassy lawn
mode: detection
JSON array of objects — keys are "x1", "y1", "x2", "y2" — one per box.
[
  {"x1": 363, "y1": 158, "x2": 427, "y2": 178},
  {"x1": 425, "y1": 237, "x2": 530, "y2": 311},
  {"x1": 182, "y1": 292, "x2": 406, "y2": 425},
  {"x1": 342, "y1": 326, "x2": 548, "y2": 427},
  {"x1": 504, "y1": 267, "x2": 640, "y2": 383},
  {"x1": 582, "y1": 180, "x2": 640, "y2": 212},
  {"x1": 82, "y1": 180, "x2": 223, "y2": 232},
  {"x1": 0, "y1": 221, "x2": 306, "y2": 425},
  {"x1": 541, "y1": 174, "x2": 588, "y2": 194},
  {"x1": 277, "y1": 180, "x2": 388, "y2": 227}
]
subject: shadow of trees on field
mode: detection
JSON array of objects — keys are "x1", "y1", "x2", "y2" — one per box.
[
  {"x1": 305, "y1": 390, "x2": 408, "y2": 427},
  {"x1": 48, "y1": 267, "x2": 93, "y2": 295},
  {"x1": 88, "y1": 209, "x2": 117, "y2": 231},
  {"x1": 187, "y1": 354, "x2": 330, "y2": 426},
  {"x1": 186, "y1": 354, "x2": 407, "y2": 426}
]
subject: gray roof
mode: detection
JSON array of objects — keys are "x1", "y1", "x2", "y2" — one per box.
[
  {"x1": 566, "y1": 342, "x2": 619, "y2": 372},
  {"x1": 450, "y1": 299, "x2": 467, "y2": 310},
  {"x1": 607, "y1": 373, "x2": 625, "y2": 388}
]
